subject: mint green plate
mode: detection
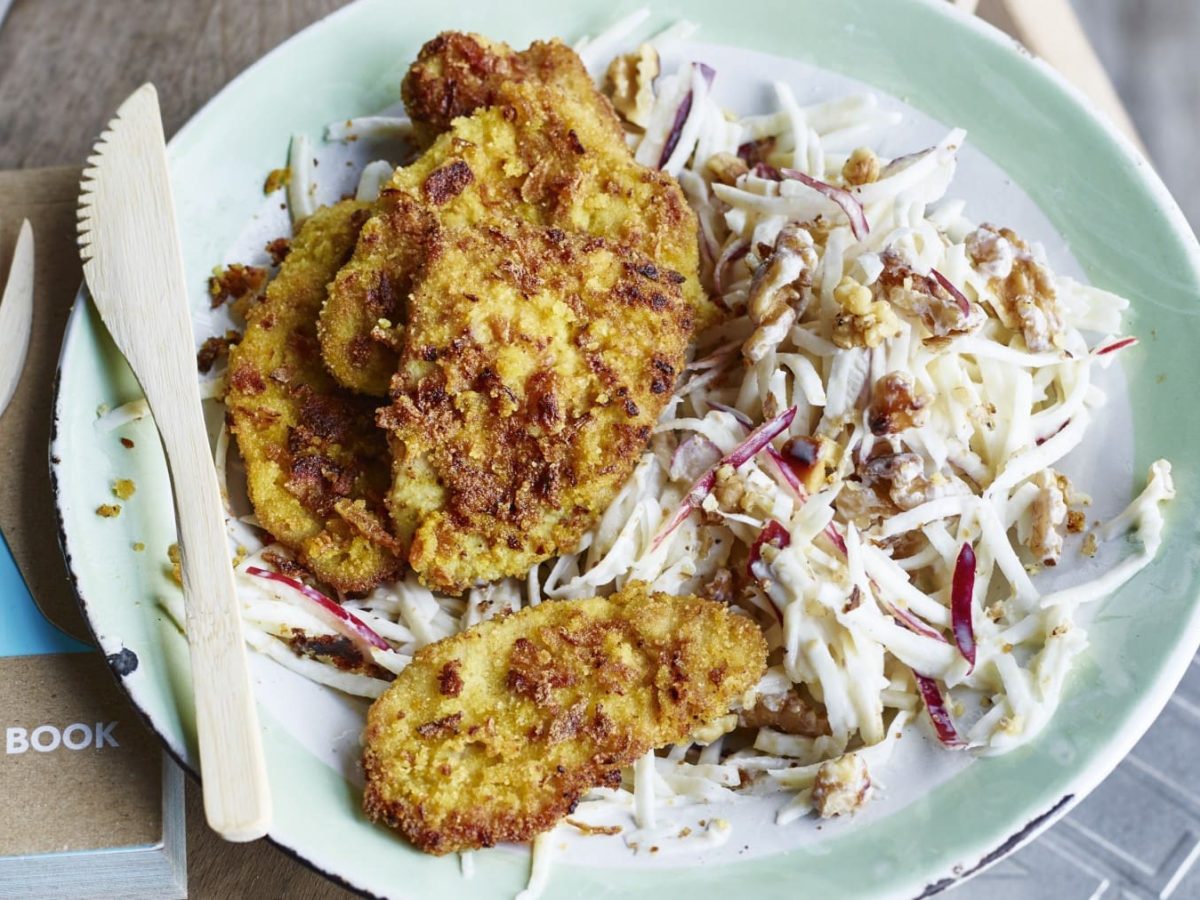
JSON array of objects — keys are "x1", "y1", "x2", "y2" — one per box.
[{"x1": 51, "y1": 0, "x2": 1200, "y2": 896}]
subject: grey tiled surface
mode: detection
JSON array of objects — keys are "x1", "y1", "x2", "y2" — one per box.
[
  {"x1": 965, "y1": 653, "x2": 1200, "y2": 898},
  {"x1": 1073, "y1": 0, "x2": 1200, "y2": 232}
]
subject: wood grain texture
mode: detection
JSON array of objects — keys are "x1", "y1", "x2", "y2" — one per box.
[
  {"x1": 990, "y1": 0, "x2": 1146, "y2": 152},
  {"x1": 79, "y1": 83, "x2": 271, "y2": 842},
  {"x1": 0, "y1": 0, "x2": 348, "y2": 169}
]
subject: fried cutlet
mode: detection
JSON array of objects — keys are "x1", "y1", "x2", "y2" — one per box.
[
  {"x1": 362, "y1": 582, "x2": 769, "y2": 854},
  {"x1": 401, "y1": 33, "x2": 609, "y2": 147},
  {"x1": 226, "y1": 200, "x2": 403, "y2": 594},
  {"x1": 318, "y1": 42, "x2": 715, "y2": 397},
  {"x1": 375, "y1": 215, "x2": 692, "y2": 594}
]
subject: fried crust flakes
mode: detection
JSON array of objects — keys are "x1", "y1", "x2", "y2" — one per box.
[
  {"x1": 226, "y1": 200, "x2": 403, "y2": 593},
  {"x1": 362, "y1": 582, "x2": 768, "y2": 854},
  {"x1": 376, "y1": 216, "x2": 691, "y2": 594}
]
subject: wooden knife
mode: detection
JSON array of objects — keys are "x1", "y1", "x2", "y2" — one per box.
[{"x1": 77, "y1": 83, "x2": 271, "y2": 841}]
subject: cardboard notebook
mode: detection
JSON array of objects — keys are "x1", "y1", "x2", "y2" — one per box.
[{"x1": 0, "y1": 168, "x2": 186, "y2": 900}]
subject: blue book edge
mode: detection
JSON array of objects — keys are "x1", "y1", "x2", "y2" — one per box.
[{"x1": 0, "y1": 529, "x2": 91, "y2": 657}]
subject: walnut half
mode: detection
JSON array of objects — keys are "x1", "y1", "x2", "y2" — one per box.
[
  {"x1": 832, "y1": 276, "x2": 902, "y2": 349},
  {"x1": 812, "y1": 753, "x2": 871, "y2": 818},
  {"x1": 868, "y1": 371, "x2": 930, "y2": 435},
  {"x1": 605, "y1": 44, "x2": 660, "y2": 129},
  {"x1": 743, "y1": 224, "x2": 818, "y2": 363}
]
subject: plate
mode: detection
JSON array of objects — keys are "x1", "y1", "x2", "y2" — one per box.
[{"x1": 51, "y1": 0, "x2": 1200, "y2": 897}]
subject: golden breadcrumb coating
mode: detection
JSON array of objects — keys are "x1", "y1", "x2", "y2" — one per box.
[
  {"x1": 362, "y1": 582, "x2": 768, "y2": 854},
  {"x1": 401, "y1": 33, "x2": 606, "y2": 147},
  {"x1": 226, "y1": 201, "x2": 403, "y2": 593},
  {"x1": 318, "y1": 38, "x2": 712, "y2": 397},
  {"x1": 376, "y1": 214, "x2": 691, "y2": 594}
]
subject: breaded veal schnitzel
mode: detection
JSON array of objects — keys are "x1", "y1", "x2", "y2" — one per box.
[
  {"x1": 226, "y1": 201, "x2": 403, "y2": 594},
  {"x1": 401, "y1": 32, "x2": 605, "y2": 148},
  {"x1": 318, "y1": 35, "x2": 716, "y2": 397},
  {"x1": 362, "y1": 582, "x2": 768, "y2": 854},
  {"x1": 376, "y1": 212, "x2": 692, "y2": 594}
]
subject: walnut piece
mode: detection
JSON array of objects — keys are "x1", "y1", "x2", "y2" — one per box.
[
  {"x1": 842, "y1": 147, "x2": 880, "y2": 186},
  {"x1": 778, "y1": 435, "x2": 831, "y2": 495},
  {"x1": 832, "y1": 276, "x2": 902, "y2": 349},
  {"x1": 604, "y1": 43, "x2": 660, "y2": 129},
  {"x1": 712, "y1": 464, "x2": 775, "y2": 520},
  {"x1": 706, "y1": 151, "x2": 750, "y2": 185},
  {"x1": 968, "y1": 225, "x2": 1064, "y2": 352},
  {"x1": 964, "y1": 224, "x2": 1016, "y2": 279},
  {"x1": 702, "y1": 568, "x2": 735, "y2": 604},
  {"x1": 876, "y1": 252, "x2": 981, "y2": 339},
  {"x1": 834, "y1": 479, "x2": 894, "y2": 529},
  {"x1": 1028, "y1": 469, "x2": 1068, "y2": 565},
  {"x1": 868, "y1": 371, "x2": 930, "y2": 435},
  {"x1": 738, "y1": 689, "x2": 829, "y2": 737},
  {"x1": 743, "y1": 224, "x2": 817, "y2": 362},
  {"x1": 861, "y1": 453, "x2": 966, "y2": 512},
  {"x1": 812, "y1": 753, "x2": 871, "y2": 818},
  {"x1": 712, "y1": 464, "x2": 744, "y2": 510}
]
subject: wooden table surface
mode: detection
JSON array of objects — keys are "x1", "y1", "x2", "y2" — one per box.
[{"x1": 1, "y1": 2, "x2": 1196, "y2": 898}]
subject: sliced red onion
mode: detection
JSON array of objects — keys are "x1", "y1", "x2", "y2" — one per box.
[
  {"x1": 658, "y1": 91, "x2": 694, "y2": 169},
  {"x1": 656, "y1": 64, "x2": 713, "y2": 170},
  {"x1": 726, "y1": 406, "x2": 796, "y2": 467},
  {"x1": 670, "y1": 433, "x2": 722, "y2": 483},
  {"x1": 880, "y1": 146, "x2": 934, "y2": 179},
  {"x1": 747, "y1": 519, "x2": 791, "y2": 578},
  {"x1": 914, "y1": 671, "x2": 967, "y2": 748},
  {"x1": 651, "y1": 406, "x2": 797, "y2": 550},
  {"x1": 823, "y1": 524, "x2": 848, "y2": 557},
  {"x1": 707, "y1": 400, "x2": 753, "y2": 430},
  {"x1": 1035, "y1": 419, "x2": 1069, "y2": 447},
  {"x1": 737, "y1": 139, "x2": 771, "y2": 165},
  {"x1": 713, "y1": 241, "x2": 749, "y2": 295},
  {"x1": 931, "y1": 268, "x2": 971, "y2": 316},
  {"x1": 881, "y1": 599, "x2": 948, "y2": 643},
  {"x1": 246, "y1": 565, "x2": 390, "y2": 653},
  {"x1": 1094, "y1": 336, "x2": 1138, "y2": 356},
  {"x1": 752, "y1": 161, "x2": 782, "y2": 181},
  {"x1": 687, "y1": 338, "x2": 740, "y2": 371},
  {"x1": 676, "y1": 362, "x2": 732, "y2": 397},
  {"x1": 951, "y1": 542, "x2": 977, "y2": 672},
  {"x1": 780, "y1": 167, "x2": 870, "y2": 241}
]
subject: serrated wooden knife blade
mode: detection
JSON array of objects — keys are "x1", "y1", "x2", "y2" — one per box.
[{"x1": 77, "y1": 84, "x2": 271, "y2": 842}]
